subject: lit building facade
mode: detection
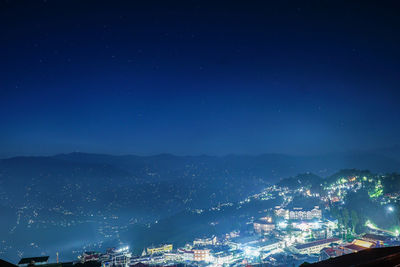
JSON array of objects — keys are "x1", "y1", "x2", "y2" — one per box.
[
  {"x1": 253, "y1": 217, "x2": 275, "y2": 233},
  {"x1": 146, "y1": 244, "x2": 173, "y2": 255},
  {"x1": 193, "y1": 248, "x2": 211, "y2": 262},
  {"x1": 292, "y1": 238, "x2": 341, "y2": 254},
  {"x1": 193, "y1": 236, "x2": 217, "y2": 246},
  {"x1": 275, "y1": 206, "x2": 322, "y2": 220}
]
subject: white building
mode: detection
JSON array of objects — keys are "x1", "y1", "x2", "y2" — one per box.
[
  {"x1": 193, "y1": 247, "x2": 211, "y2": 262},
  {"x1": 193, "y1": 236, "x2": 217, "y2": 246},
  {"x1": 292, "y1": 238, "x2": 341, "y2": 255},
  {"x1": 101, "y1": 247, "x2": 131, "y2": 267},
  {"x1": 254, "y1": 217, "x2": 275, "y2": 233},
  {"x1": 179, "y1": 249, "x2": 194, "y2": 262},
  {"x1": 275, "y1": 206, "x2": 322, "y2": 220},
  {"x1": 275, "y1": 206, "x2": 289, "y2": 219},
  {"x1": 212, "y1": 251, "x2": 234, "y2": 265}
]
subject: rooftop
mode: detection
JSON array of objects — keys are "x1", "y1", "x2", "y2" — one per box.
[
  {"x1": 248, "y1": 239, "x2": 281, "y2": 248},
  {"x1": 308, "y1": 246, "x2": 400, "y2": 266},
  {"x1": 254, "y1": 219, "x2": 274, "y2": 225},
  {"x1": 230, "y1": 235, "x2": 259, "y2": 245},
  {"x1": 342, "y1": 244, "x2": 367, "y2": 252},
  {"x1": 294, "y1": 238, "x2": 340, "y2": 250},
  {"x1": 18, "y1": 256, "x2": 49, "y2": 265},
  {"x1": 362, "y1": 233, "x2": 390, "y2": 242},
  {"x1": 321, "y1": 247, "x2": 342, "y2": 257}
]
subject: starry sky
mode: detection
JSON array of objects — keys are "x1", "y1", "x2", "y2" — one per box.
[{"x1": 1, "y1": 0, "x2": 400, "y2": 157}]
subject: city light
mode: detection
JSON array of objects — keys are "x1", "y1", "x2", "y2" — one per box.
[
  {"x1": 365, "y1": 220, "x2": 377, "y2": 230},
  {"x1": 278, "y1": 221, "x2": 288, "y2": 229},
  {"x1": 311, "y1": 221, "x2": 321, "y2": 229},
  {"x1": 387, "y1": 206, "x2": 394, "y2": 212},
  {"x1": 243, "y1": 247, "x2": 260, "y2": 258},
  {"x1": 116, "y1": 246, "x2": 129, "y2": 253}
]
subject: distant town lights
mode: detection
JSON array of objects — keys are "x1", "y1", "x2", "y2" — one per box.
[{"x1": 387, "y1": 206, "x2": 394, "y2": 212}]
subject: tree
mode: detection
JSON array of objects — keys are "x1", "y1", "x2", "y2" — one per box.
[
  {"x1": 336, "y1": 213, "x2": 344, "y2": 239},
  {"x1": 351, "y1": 210, "x2": 359, "y2": 233},
  {"x1": 342, "y1": 208, "x2": 350, "y2": 239}
]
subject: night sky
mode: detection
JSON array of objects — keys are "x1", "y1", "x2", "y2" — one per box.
[{"x1": 1, "y1": 0, "x2": 400, "y2": 157}]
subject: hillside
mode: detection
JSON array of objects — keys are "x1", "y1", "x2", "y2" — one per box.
[{"x1": 1, "y1": 150, "x2": 400, "y2": 262}]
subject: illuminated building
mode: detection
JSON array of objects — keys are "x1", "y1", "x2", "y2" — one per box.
[
  {"x1": 79, "y1": 251, "x2": 101, "y2": 263},
  {"x1": 319, "y1": 247, "x2": 344, "y2": 261},
  {"x1": 227, "y1": 235, "x2": 259, "y2": 249},
  {"x1": 193, "y1": 247, "x2": 211, "y2": 262},
  {"x1": 193, "y1": 236, "x2": 217, "y2": 246},
  {"x1": 164, "y1": 252, "x2": 181, "y2": 261},
  {"x1": 253, "y1": 217, "x2": 275, "y2": 233},
  {"x1": 101, "y1": 247, "x2": 131, "y2": 267},
  {"x1": 361, "y1": 233, "x2": 390, "y2": 247},
  {"x1": 247, "y1": 239, "x2": 283, "y2": 252},
  {"x1": 340, "y1": 239, "x2": 375, "y2": 254},
  {"x1": 275, "y1": 206, "x2": 322, "y2": 220},
  {"x1": 289, "y1": 206, "x2": 322, "y2": 220},
  {"x1": 292, "y1": 238, "x2": 341, "y2": 254},
  {"x1": 212, "y1": 251, "x2": 234, "y2": 265},
  {"x1": 146, "y1": 244, "x2": 173, "y2": 255},
  {"x1": 275, "y1": 206, "x2": 289, "y2": 219},
  {"x1": 180, "y1": 249, "x2": 194, "y2": 261}
]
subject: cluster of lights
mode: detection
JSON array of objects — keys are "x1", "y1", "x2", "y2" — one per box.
[
  {"x1": 277, "y1": 221, "x2": 288, "y2": 229},
  {"x1": 116, "y1": 246, "x2": 129, "y2": 253},
  {"x1": 243, "y1": 247, "x2": 260, "y2": 258},
  {"x1": 365, "y1": 220, "x2": 376, "y2": 229}
]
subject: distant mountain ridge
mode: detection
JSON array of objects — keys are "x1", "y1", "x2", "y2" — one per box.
[
  {"x1": 1, "y1": 149, "x2": 399, "y2": 208},
  {"x1": 5, "y1": 147, "x2": 399, "y2": 178},
  {"x1": 1, "y1": 149, "x2": 400, "y2": 222}
]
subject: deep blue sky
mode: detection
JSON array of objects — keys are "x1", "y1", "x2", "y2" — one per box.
[{"x1": 1, "y1": 0, "x2": 400, "y2": 157}]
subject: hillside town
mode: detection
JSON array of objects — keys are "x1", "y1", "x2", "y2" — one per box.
[{"x1": 12, "y1": 171, "x2": 400, "y2": 267}]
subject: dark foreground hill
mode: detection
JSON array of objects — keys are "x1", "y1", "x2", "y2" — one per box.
[{"x1": 307, "y1": 246, "x2": 400, "y2": 267}]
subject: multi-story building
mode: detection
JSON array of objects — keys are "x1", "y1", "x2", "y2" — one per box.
[
  {"x1": 193, "y1": 236, "x2": 217, "y2": 246},
  {"x1": 253, "y1": 217, "x2": 275, "y2": 233},
  {"x1": 247, "y1": 239, "x2": 283, "y2": 252},
  {"x1": 212, "y1": 251, "x2": 234, "y2": 265},
  {"x1": 164, "y1": 252, "x2": 181, "y2": 262},
  {"x1": 309, "y1": 206, "x2": 323, "y2": 219},
  {"x1": 79, "y1": 251, "x2": 101, "y2": 263},
  {"x1": 340, "y1": 239, "x2": 375, "y2": 254},
  {"x1": 292, "y1": 238, "x2": 341, "y2": 255},
  {"x1": 361, "y1": 233, "x2": 390, "y2": 247},
  {"x1": 180, "y1": 249, "x2": 194, "y2": 261},
  {"x1": 193, "y1": 247, "x2": 211, "y2": 262},
  {"x1": 101, "y1": 247, "x2": 131, "y2": 267},
  {"x1": 275, "y1": 206, "x2": 289, "y2": 219},
  {"x1": 146, "y1": 244, "x2": 173, "y2": 255},
  {"x1": 227, "y1": 235, "x2": 259, "y2": 250},
  {"x1": 275, "y1": 206, "x2": 322, "y2": 220},
  {"x1": 319, "y1": 247, "x2": 344, "y2": 261}
]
